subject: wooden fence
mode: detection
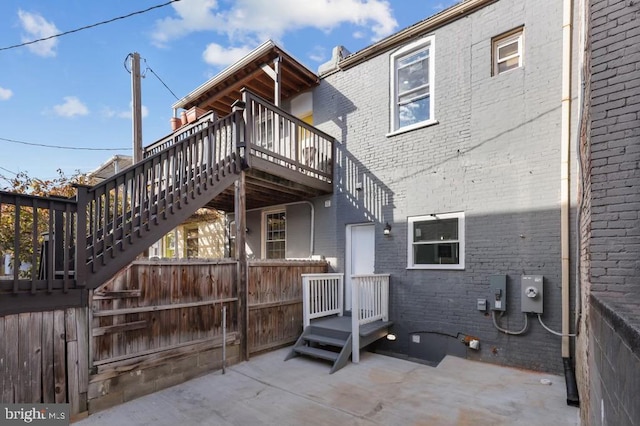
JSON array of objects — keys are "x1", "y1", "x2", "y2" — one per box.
[
  {"x1": 1, "y1": 258, "x2": 328, "y2": 415},
  {"x1": 86, "y1": 258, "x2": 327, "y2": 413},
  {"x1": 0, "y1": 307, "x2": 88, "y2": 415},
  {"x1": 248, "y1": 260, "x2": 328, "y2": 354}
]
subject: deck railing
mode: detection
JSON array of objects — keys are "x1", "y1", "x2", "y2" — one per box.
[
  {"x1": 243, "y1": 90, "x2": 334, "y2": 183},
  {"x1": 143, "y1": 111, "x2": 218, "y2": 157},
  {"x1": 0, "y1": 191, "x2": 78, "y2": 297},
  {"x1": 351, "y1": 274, "x2": 390, "y2": 363},
  {"x1": 301, "y1": 273, "x2": 344, "y2": 328},
  {"x1": 300, "y1": 272, "x2": 390, "y2": 363}
]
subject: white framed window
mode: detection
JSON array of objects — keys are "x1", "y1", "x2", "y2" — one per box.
[
  {"x1": 390, "y1": 36, "x2": 435, "y2": 134},
  {"x1": 407, "y1": 212, "x2": 465, "y2": 270},
  {"x1": 493, "y1": 28, "x2": 524, "y2": 75},
  {"x1": 263, "y1": 210, "x2": 286, "y2": 259}
]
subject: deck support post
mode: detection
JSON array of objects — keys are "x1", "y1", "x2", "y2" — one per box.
[{"x1": 235, "y1": 170, "x2": 249, "y2": 361}]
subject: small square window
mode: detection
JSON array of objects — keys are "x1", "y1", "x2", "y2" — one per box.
[
  {"x1": 407, "y1": 212, "x2": 465, "y2": 270},
  {"x1": 492, "y1": 28, "x2": 523, "y2": 76}
]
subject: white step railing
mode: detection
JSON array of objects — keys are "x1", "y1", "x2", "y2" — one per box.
[
  {"x1": 301, "y1": 273, "x2": 344, "y2": 328},
  {"x1": 351, "y1": 274, "x2": 390, "y2": 363}
]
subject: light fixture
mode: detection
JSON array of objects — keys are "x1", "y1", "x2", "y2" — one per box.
[
  {"x1": 386, "y1": 333, "x2": 397, "y2": 341},
  {"x1": 383, "y1": 222, "x2": 392, "y2": 236}
]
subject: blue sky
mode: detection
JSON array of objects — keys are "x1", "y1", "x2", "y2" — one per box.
[{"x1": 0, "y1": 0, "x2": 456, "y2": 182}]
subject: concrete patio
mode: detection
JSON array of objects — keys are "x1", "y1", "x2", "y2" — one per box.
[{"x1": 77, "y1": 347, "x2": 580, "y2": 425}]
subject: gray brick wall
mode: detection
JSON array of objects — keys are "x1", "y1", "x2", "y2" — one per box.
[
  {"x1": 313, "y1": 0, "x2": 575, "y2": 374},
  {"x1": 581, "y1": 0, "x2": 640, "y2": 424}
]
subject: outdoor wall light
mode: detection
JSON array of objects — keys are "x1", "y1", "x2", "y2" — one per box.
[
  {"x1": 386, "y1": 333, "x2": 397, "y2": 341},
  {"x1": 384, "y1": 222, "x2": 392, "y2": 236}
]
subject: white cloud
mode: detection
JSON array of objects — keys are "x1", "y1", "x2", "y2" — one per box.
[
  {"x1": 103, "y1": 102, "x2": 149, "y2": 119},
  {"x1": 308, "y1": 46, "x2": 326, "y2": 63},
  {"x1": 53, "y1": 97, "x2": 89, "y2": 117},
  {"x1": 18, "y1": 10, "x2": 59, "y2": 57},
  {"x1": 152, "y1": 0, "x2": 398, "y2": 46},
  {"x1": 202, "y1": 43, "x2": 254, "y2": 67},
  {"x1": 0, "y1": 87, "x2": 13, "y2": 101}
]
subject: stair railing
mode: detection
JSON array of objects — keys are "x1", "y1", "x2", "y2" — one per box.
[
  {"x1": 351, "y1": 273, "x2": 390, "y2": 363},
  {"x1": 80, "y1": 110, "x2": 241, "y2": 286},
  {"x1": 301, "y1": 273, "x2": 344, "y2": 328}
]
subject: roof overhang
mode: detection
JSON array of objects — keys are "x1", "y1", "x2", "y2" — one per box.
[{"x1": 173, "y1": 40, "x2": 320, "y2": 117}]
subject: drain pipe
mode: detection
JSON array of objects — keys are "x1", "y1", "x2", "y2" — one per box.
[{"x1": 561, "y1": 0, "x2": 580, "y2": 407}]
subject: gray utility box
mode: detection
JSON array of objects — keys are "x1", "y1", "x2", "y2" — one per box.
[
  {"x1": 490, "y1": 275, "x2": 507, "y2": 312},
  {"x1": 521, "y1": 275, "x2": 544, "y2": 313}
]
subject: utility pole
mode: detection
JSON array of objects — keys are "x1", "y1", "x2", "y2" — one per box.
[{"x1": 131, "y1": 52, "x2": 143, "y2": 163}]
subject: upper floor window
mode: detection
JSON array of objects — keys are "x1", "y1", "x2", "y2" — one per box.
[
  {"x1": 407, "y1": 212, "x2": 465, "y2": 270},
  {"x1": 264, "y1": 210, "x2": 286, "y2": 259},
  {"x1": 390, "y1": 36, "x2": 435, "y2": 133},
  {"x1": 493, "y1": 28, "x2": 524, "y2": 75}
]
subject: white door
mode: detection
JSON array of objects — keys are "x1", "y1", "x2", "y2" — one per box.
[{"x1": 345, "y1": 224, "x2": 375, "y2": 310}]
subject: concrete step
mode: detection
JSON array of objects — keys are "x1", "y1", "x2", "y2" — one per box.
[
  {"x1": 303, "y1": 333, "x2": 348, "y2": 347},
  {"x1": 294, "y1": 346, "x2": 340, "y2": 362}
]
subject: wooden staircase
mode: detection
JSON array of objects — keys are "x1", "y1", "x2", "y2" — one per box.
[
  {"x1": 77, "y1": 110, "x2": 245, "y2": 289},
  {"x1": 285, "y1": 313, "x2": 393, "y2": 373}
]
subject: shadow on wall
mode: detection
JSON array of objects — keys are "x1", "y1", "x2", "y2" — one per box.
[{"x1": 316, "y1": 82, "x2": 396, "y2": 227}]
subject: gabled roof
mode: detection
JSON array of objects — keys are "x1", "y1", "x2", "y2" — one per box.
[{"x1": 173, "y1": 40, "x2": 319, "y2": 117}]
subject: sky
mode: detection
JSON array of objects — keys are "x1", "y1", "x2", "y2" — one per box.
[{"x1": 0, "y1": 0, "x2": 457, "y2": 184}]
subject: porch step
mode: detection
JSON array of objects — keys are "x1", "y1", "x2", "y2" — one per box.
[
  {"x1": 304, "y1": 333, "x2": 348, "y2": 347},
  {"x1": 293, "y1": 346, "x2": 340, "y2": 362}
]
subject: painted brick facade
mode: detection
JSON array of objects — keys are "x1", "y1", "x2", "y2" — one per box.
[
  {"x1": 578, "y1": 0, "x2": 640, "y2": 424},
  {"x1": 312, "y1": 0, "x2": 578, "y2": 374}
]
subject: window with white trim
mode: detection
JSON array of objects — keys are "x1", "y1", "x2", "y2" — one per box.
[
  {"x1": 407, "y1": 212, "x2": 465, "y2": 270},
  {"x1": 264, "y1": 210, "x2": 286, "y2": 259},
  {"x1": 493, "y1": 28, "x2": 523, "y2": 75},
  {"x1": 390, "y1": 36, "x2": 435, "y2": 133}
]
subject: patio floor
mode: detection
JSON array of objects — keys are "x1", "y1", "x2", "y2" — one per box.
[{"x1": 77, "y1": 347, "x2": 580, "y2": 426}]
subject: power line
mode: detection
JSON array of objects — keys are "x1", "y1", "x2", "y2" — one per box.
[
  {"x1": 144, "y1": 59, "x2": 180, "y2": 100},
  {"x1": 0, "y1": 166, "x2": 18, "y2": 175},
  {"x1": 0, "y1": 0, "x2": 181, "y2": 52},
  {"x1": 0, "y1": 136, "x2": 131, "y2": 151}
]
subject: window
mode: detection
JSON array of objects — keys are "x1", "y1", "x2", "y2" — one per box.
[
  {"x1": 164, "y1": 231, "x2": 176, "y2": 258},
  {"x1": 185, "y1": 226, "x2": 199, "y2": 258},
  {"x1": 407, "y1": 212, "x2": 465, "y2": 270},
  {"x1": 390, "y1": 36, "x2": 435, "y2": 133},
  {"x1": 264, "y1": 211, "x2": 286, "y2": 259},
  {"x1": 493, "y1": 28, "x2": 523, "y2": 75}
]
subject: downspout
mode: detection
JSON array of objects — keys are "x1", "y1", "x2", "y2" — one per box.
[{"x1": 561, "y1": 0, "x2": 580, "y2": 407}]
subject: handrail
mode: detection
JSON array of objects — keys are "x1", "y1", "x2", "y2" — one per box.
[
  {"x1": 301, "y1": 273, "x2": 344, "y2": 328},
  {"x1": 351, "y1": 274, "x2": 390, "y2": 363},
  {"x1": 0, "y1": 191, "x2": 77, "y2": 294},
  {"x1": 81, "y1": 110, "x2": 242, "y2": 284},
  {"x1": 143, "y1": 110, "x2": 218, "y2": 157},
  {"x1": 243, "y1": 89, "x2": 334, "y2": 183}
]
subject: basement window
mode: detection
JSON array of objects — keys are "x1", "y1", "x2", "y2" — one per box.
[
  {"x1": 493, "y1": 27, "x2": 524, "y2": 75},
  {"x1": 407, "y1": 212, "x2": 465, "y2": 270}
]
